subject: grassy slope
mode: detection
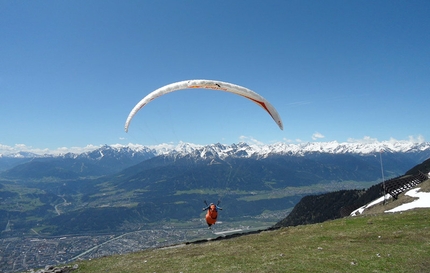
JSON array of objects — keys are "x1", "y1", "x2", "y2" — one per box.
[{"x1": 74, "y1": 208, "x2": 430, "y2": 273}]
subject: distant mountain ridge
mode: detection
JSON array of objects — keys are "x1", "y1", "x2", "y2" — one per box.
[
  {"x1": 2, "y1": 140, "x2": 430, "y2": 159},
  {"x1": 2, "y1": 141, "x2": 430, "y2": 176},
  {"x1": 148, "y1": 141, "x2": 430, "y2": 160}
]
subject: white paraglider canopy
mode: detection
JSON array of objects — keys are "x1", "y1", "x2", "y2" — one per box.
[{"x1": 124, "y1": 79, "x2": 283, "y2": 132}]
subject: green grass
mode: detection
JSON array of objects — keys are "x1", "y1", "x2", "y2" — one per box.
[
  {"x1": 73, "y1": 209, "x2": 430, "y2": 273},
  {"x1": 174, "y1": 189, "x2": 218, "y2": 195},
  {"x1": 0, "y1": 183, "x2": 46, "y2": 211}
]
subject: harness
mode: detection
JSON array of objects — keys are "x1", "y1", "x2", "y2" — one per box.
[{"x1": 208, "y1": 205, "x2": 218, "y2": 219}]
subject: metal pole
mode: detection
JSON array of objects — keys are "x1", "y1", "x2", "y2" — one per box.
[{"x1": 380, "y1": 150, "x2": 386, "y2": 204}]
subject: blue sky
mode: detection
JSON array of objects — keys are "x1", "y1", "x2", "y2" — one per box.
[{"x1": 1, "y1": 1, "x2": 429, "y2": 154}]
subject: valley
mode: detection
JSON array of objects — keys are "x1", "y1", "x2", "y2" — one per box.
[
  {"x1": 0, "y1": 212, "x2": 287, "y2": 273},
  {"x1": 1, "y1": 141, "x2": 430, "y2": 272}
]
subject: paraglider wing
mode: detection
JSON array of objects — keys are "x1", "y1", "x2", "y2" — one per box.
[{"x1": 124, "y1": 79, "x2": 283, "y2": 132}]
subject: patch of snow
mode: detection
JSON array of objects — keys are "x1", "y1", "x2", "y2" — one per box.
[
  {"x1": 385, "y1": 188, "x2": 430, "y2": 213},
  {"x1": 350, "y1": 194, "x2": 391, "y2": 216},
  {"x1": 213, "y1": 229, "x2": 243, "y2": 235},
  {"x1": 351, "y1": 187, "x2": 430, "y2": 216}
]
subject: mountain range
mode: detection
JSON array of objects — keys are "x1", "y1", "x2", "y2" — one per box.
[
  {"x1": 3, "y1": 140, "x2": 430, "y2": 158},
  {"x1": 2, "y1": 141, "x2": 430, "y2": 173},
  {"x1": 1, "y1": 140, "x2": 430, "y2": 236}
]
